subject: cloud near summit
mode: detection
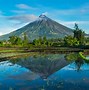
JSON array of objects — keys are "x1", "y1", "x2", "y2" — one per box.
[{"x1": 7, "y1": 14, "x2": 38, "y2": 24}]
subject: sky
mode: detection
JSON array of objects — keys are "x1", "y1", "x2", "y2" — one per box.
[{"x1": 0, "y1": 0, "x2": 89, "y2": 35}]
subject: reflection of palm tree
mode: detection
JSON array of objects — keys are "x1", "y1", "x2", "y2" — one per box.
[
  {"x1": 75, "y1": 57, "x2": 84, "y2": 71},
  {"x1": 65, "y1": 52, "x2": 85, "y2": 71}
]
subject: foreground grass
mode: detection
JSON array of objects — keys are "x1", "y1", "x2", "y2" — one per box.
[
  {"x1": 0, "y1": 47, "x2": 85, "y2": 61},
  {"x1": 0, "y1": 52, "x2": 38, "y2": 59},
  {"x1": 0, "y1": 51, "x2": 39, "y2": 61}
]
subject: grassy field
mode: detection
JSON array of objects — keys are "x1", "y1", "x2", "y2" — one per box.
[{"x1": 0, "y1": 47, "x2": 87, "y2": 60}]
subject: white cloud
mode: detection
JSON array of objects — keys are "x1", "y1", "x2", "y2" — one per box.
[
  {"x1": 52, "y1": 9, "x2": 77, "y2": 15},
  {"x1": 16, "y1": 4, "x2": 30, "y2": 9},
  {"x1": 11, "y1": 10, "x2": 26, "y2": 14},
  {"x1": 0, "y1": 13, "x2": 38, "y2": 34},
  {"x1": 80, "y1": 3, "x2": 89, "y2": 13},
  {"x1": 60, "y1": 21, "x2": 89, "y2": 26},
  {"x1": 16, "y1": 4, "x2": 37, "y2": 10},
  {"x1": 51, "y1": 8, "x2": 89, "y2": 16},
  {"x1": 7, "y1": 14, "x2": 38, "y2": 24},
  {"x1": 55, "y1": 20, "x2": 89, "y2": 33},
  {"x1": 0, "y1": 27, "x2": 19, "y2": 35},
  {"x1": 45, "y1": 3, "x2": 89, "y2": 17},
  {"x1": 0, "y1": 32, "x2": 3, "y2": 36},
  {"x1": 42, "y1": 12, "x2": 48, "y2": 15}
]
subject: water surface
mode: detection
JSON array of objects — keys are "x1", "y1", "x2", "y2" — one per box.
[{"x1": 0, "y1": 54, "x2": 89, "y2": 90}]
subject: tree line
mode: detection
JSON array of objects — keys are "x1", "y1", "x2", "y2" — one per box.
[{"x1": 0, "y1": 24, "x2": 88, "y2": 48}]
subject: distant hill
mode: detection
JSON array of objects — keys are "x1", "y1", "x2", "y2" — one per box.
[
  {"x1": 85, "y1": 34, "x2": 89, "y2": 37},
  {"x1": 0, "y1": 14, "x2": 73, "y2": 41}
]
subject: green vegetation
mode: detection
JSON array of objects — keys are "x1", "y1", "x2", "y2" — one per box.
[
  {"x1": 65, "y1": 53, "x2": 79, "y2": 61},
  {"x1": 64, "y1": 23, "x2": 85, "y2": 47},
  {"x1": 64, "y1": 35, "x2": 79, "y2": 46},
  {"x1": 0, "y1": 51, "x2": 39, "y2": 60},
  {"x1": 66, "y1": 52, "x2": 88, "y2": 61},
  {"x1": 0, "y1": 24, "x2": 89, "y2": 52},
  {"x1": 33, "y1": 36, "x2": 52, "y2": 47},
  {"x1": 65, "y1": 51, "x2": 89, "y2": 71},
  {"x1": 79, "y1": 52, "x2": 87, "y2": 60},
  {"x1": 74, "y1": 23, "x2": 85, "y2": 45},
  {"x1": 66, "y1": 51, "x2": 89, "y2": 64}
]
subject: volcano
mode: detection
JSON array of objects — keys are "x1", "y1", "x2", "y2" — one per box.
[{"x1": 0, "y1": 14, "x2": 73, "y2": 40}]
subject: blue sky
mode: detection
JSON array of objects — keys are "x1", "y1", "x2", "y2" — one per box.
[{"x1": 0, "y1": 0, "x2": 89, "y2": 35}]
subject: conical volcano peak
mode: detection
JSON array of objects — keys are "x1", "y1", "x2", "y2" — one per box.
[
  {"x1": 39, "y1": 14, "x2": 47, "y2": 18},
  {"x1": 38, "y1": 14, "x2": 49, "y2": 21}
]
